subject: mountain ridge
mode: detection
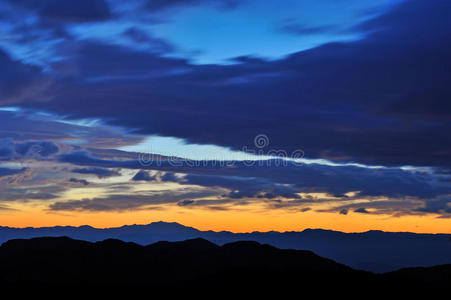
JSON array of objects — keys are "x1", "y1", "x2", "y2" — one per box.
[
  {"x1": 1, "y1": 221, "x2": 450, "y2": 273},
  {"x1": 1, "y1": 221, "x2": 449, "y2": 235},
  {"x1": 0, "y1": 236, "x2": 450, "y2": 290}
]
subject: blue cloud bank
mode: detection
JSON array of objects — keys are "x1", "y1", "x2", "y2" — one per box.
[{"x1": 0, "y1": 0, "x2": 450, "y2": 217}]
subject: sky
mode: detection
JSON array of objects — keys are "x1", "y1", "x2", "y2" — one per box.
[{"x1": 1, "y1": 0, "x2": 451, "y2": 233}]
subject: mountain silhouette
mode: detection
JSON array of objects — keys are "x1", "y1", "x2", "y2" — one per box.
[
  {"x1": 0, "y1": 236, "x2": 449, "y2": 291},
  {"x1": 1, "y1": 221, "x2": 450, "y2": 273}
]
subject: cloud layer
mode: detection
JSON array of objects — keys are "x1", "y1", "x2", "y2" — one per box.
[{"x1": 0, "y1": 0, "x2": 450, "y2": 221}]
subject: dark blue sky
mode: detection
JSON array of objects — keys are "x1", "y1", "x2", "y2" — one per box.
[{"x1": 0, "y1": 0, "x2": 451, "y2": 231}]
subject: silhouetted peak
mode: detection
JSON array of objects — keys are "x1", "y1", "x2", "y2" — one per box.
[
  {"x1": 147, "y1": 221, "x2": 194, "y2": 230},
  {"x1": 95, "y1": 238, "x2": 140, "y2": 249},
  {"x1": 0, "y1": 236, "x2": 90, "y2": 252},
  {"x1": 148, "y1": 238, "x2": 219, "y2": 250},
  {"x1": 302, "y1": 228, "x2": 337, "y2": 233},
  {"x1": 117, "y1": 221, "x2": 197, "y2": 233},
  {"x1": 79, "y1": 225, "x2": 94, "y2": 230}
]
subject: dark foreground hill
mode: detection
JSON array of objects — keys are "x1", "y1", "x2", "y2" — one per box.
[
  {"x1": 0, "y1": 236, "x2": 450, "y2": 291},
  {"x1": 1, "y1": 221, "x2": 450, "y2": 272}
]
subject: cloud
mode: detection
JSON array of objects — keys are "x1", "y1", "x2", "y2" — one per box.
[
  {"x1": 415, "y1": 196, "x2": 451, "y2": 214},
  {"x1": 0, "y1": 167, "x2": 27, "y2": 177},
  {"x1": 0, "y1": 204, "x2": 14, "y2": 211},
  {"x1": 0, "y1": 110, "x2": 143, "y2": 150},
  {"x1": 354, "y1": 208, "x2": 370, "y2": 214},
  {"x1": 179, "y1": 174, "x2": 301, "y2": 200},
  {"x1": 122, "y1": 28, "x2": 175, "y2": 53},
  {"x1": 0, "y1": 138, "x2": 14, "y2": 160},
  {"x1": 0, "y1": 49, "x2": 48, "y2": 104},
  {"x1": 50, "y1": 40, "x2": 188, "y2": 80},
  {"x1": 145, "y1": 0, "x2": 242, "y2": 12},
  {"x1": 279, "y1": 21, "x2": 337, "y2": 35},
  {"x1": 15, "y1": 141, "x2": 59, "y2": 157},
  {"x1": 131, "y1": 170, "x2": 180, "y2": 182},
  {"x1": 48, "y1": 189, "x2": 222, "y2": 212},
  {"x1": 69, "y1": 178, "x2": 89, "y2": 186},
  {"x1": 132, "y1": 170, "x2": 157, "y2": 181},
  {"x1": 57, "y1": 151, "x2": 451, "y2": 200},
  {"x1": 177, "y1": 199, "x2": 195, "y2": 206},
  {"x1": 6, "y1": 0, "x2": 111, "y2": 23},
  {"x1": 0, "y1": 138, "x2": 60, "y2": 161},
  {"x1": 266, "y1": 199, "x2": 314, "y2": 210},
  {"x1": 161, "y1": 172, "x2": 179, "y2": 182},
  {"x1": 0, "y1": 185, "x2": 60, "y2": 201},
  {"x1": 15, "y1": 0, "x2": 451, "y2": 169},
  {"x1": 176, "y1": 198, "x2": 235, "y2": 210},
  {"x1": 319, "y1": 198, "x2": 427, "y2": 216},
  {"x1": 71, "y1": 167, "x2": 120, "y2": 179},
  {"x1": 2, "y1": 0, "x2": 451, "y2": 218}
]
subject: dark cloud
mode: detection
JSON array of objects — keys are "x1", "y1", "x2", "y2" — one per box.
[
  {"x1": 161, "y1": 172, "x2": 179, "y2": 182},
  {"x1": 123, "y1": 28, "x2": 174, "y2": 53},
  {"x1": 0, "y1": 185, "x2": 59, "y2": 201},
  {"x1": 146, "y1": 0, "x2": 242, "y2": 12},
  {"x1": 0, "y1": 139, "x2": 14, "y2": 160},
  {"x1": 59, "y1": 151, "x2": 108, "y2": 166},
  {"x1": 177, "y1": 200, "x2": 195, "y2": 206},
  {"x1": 132, "y1": 170, "x2": 157, "y2": 181},
  {"x1": 0, "y1": 167, "x2": 26, "y2": 177},
  {"x1": 132, "y1": 170, "x2": 180, "y2": 183},
  {"x1": 354, "y1": 208, "x2": 370, "y2": 214},
  {"x1": 279, "y1": 21, "x2": 337, "y2": 35},
  {"x1": 49, "y1": 195, "x2": 148, "y2": 212},
  {"x1": 0, "y1": 49, "x2": 48, "y2": 103},
  {"x1": 48, "y1": 189, "x2": 221, "y2": 212},
  {"x1": 69, "y1": 178, "x2": 89, "y2": 186},
  {"x1": 416, "y1": 196, "x2": 451, "y2": 214},
  {"x1": 2, "y1": 0, "x2": 451, "y2": 218},
  {"x1": 7, "y1": 0, "x2": 111, "y2": 23},
  {"x1": 176, "y1": 198, "x2": 235, "y2": 210},
  {"x1": 16, "y1": 0, "x2": 451, "y2": 169},
  {"x1": 57, "y1": 151, "x2": 451, "y2": 200},
  {"x1": 50, "y1": 40, "x2": 188, "y2": 80},
  {"x1": 320, "y1": 199, "x2": 424, "y2": 216},
  {"x1": 266, "y1": 198, "x2": 313, "y2": 210},
  {"x1": 71, "y1": 167, "x2": 120, "y2": 179},
  {"x1": 15, "y1": 141, "x2": 59, "y2": 157},
  {"x1": 0, "y1": 111, "x2": 143, "y2": 150},
  {"x1": 0, "y1": 138, "x2": 59, "y2": 160},
  {"x1": 19, "y1": 192, "x2": 58, "y2": 200},
  {"x1": 179, "y1": 174, "x2": 301, "y2": 200}
]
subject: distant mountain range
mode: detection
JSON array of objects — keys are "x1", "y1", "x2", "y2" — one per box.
[
  {"x1": 0, "y1": 236, "x2": 450, "y2": 290},
  {"x1": 1, "y1": 221, "x2": 450, "y2": 273}
]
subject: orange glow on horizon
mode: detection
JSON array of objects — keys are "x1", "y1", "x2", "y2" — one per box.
[{"x1": 1, "y1": 204, "x2": 450, "y2": 234}]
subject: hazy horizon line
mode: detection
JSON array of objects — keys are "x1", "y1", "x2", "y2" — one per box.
[{"x1": 1, "y1": 220, "x2": 450, "y2": 235}]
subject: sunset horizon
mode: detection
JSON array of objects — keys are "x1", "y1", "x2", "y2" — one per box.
[
  {"x1": 2, "y1": 218, "x2": 451, "y2": 235},
  {"x1": 1, "y1": 0, "x2": 451, "y2": 236}
]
